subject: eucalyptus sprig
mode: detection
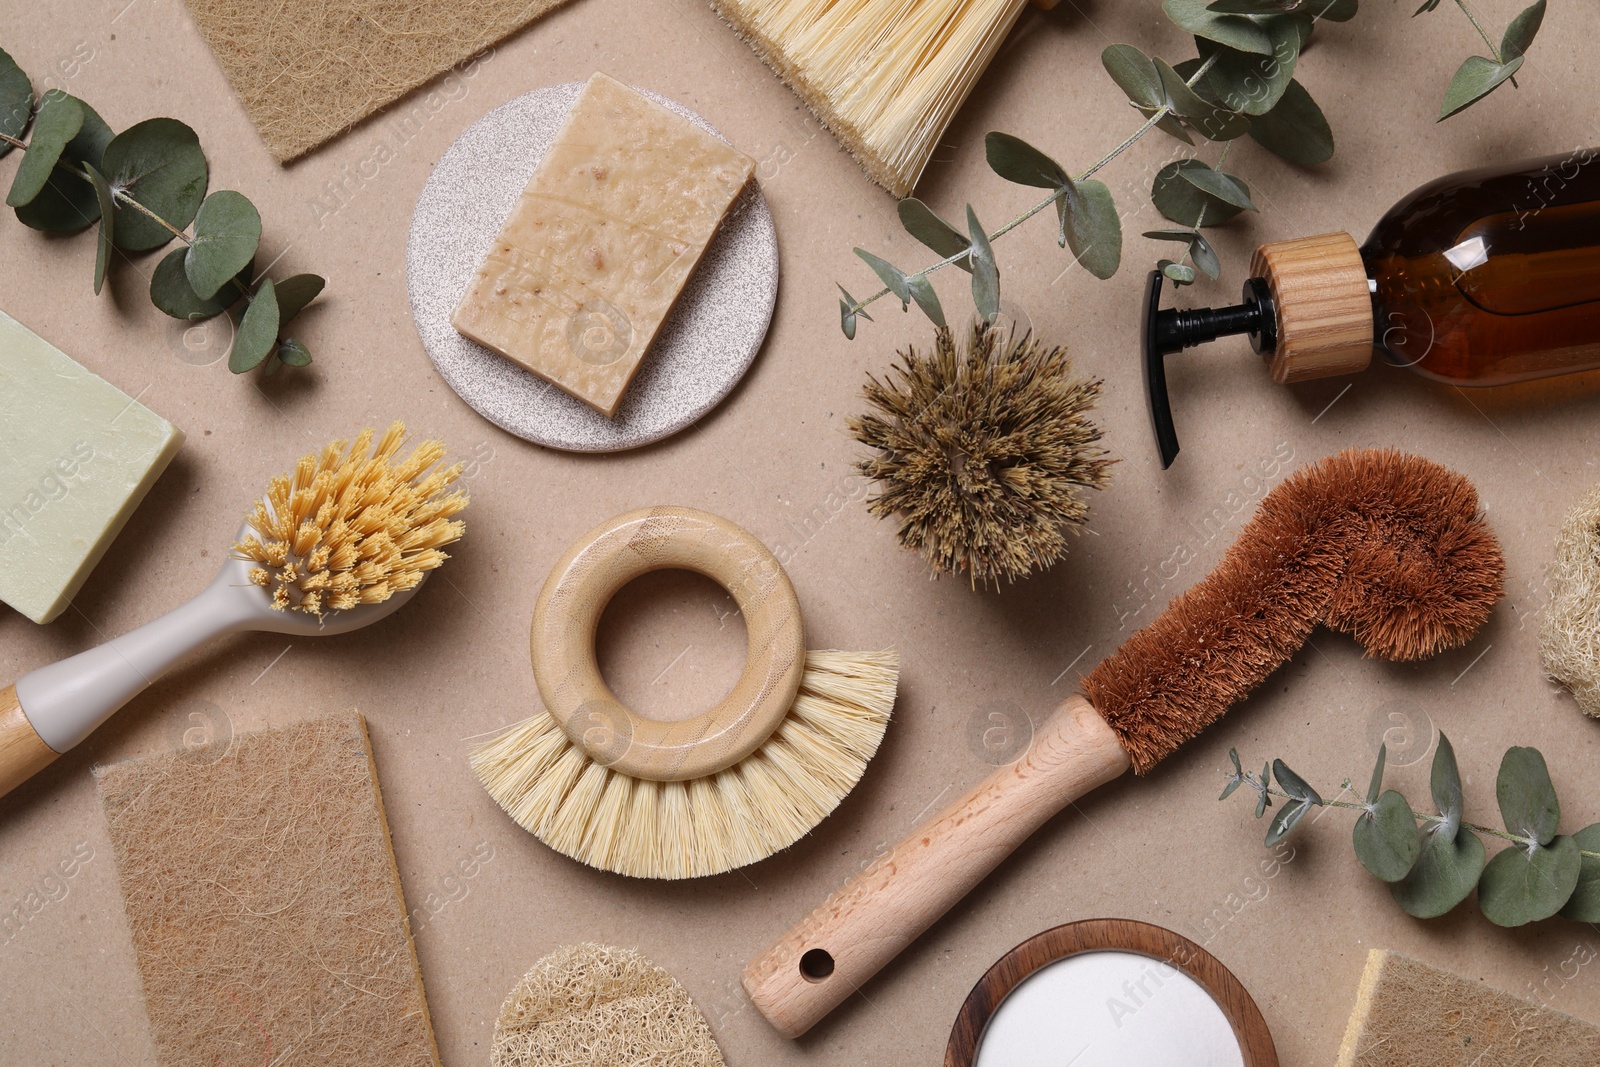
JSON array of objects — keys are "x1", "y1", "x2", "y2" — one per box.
[
  {"x1": 840, "y1": 0, "x2": 1358, "y2": 336},
  {"x1": 1417, "y1": 0, "x2": 1545, "y2": 120},
  {"x1": 1222, "y1": 737, "x2": 1600, "y2": 928},
  {"x1": 0, "y1": 45, "x2": 323, "y2": 375}
]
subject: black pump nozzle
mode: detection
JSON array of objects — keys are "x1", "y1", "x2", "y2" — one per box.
[{"x1": 1141, "y1": 270, "x2": 1277, "y2": 469}]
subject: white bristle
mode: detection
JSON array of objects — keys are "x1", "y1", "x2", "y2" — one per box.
[
  {"x1": 469, "y1": 650, "x2": 899, "y2": 879},
  {"x1": 711, "y1": 0, "x2": 1031, "y2": 195}
]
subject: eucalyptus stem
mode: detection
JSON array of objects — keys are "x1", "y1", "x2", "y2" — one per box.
[
  {"x1": 1, "y1": 130, "x2": 255, "y2": 301},
  {"x1": 1248, "y1": 780, "x2": 1600, "y2": 860},
  {"x1": 845, "y1": 53, "x2": 1221, "y2": 320}
]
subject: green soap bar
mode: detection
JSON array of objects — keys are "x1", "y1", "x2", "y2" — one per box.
[{"x1": 0, "y1": 310, "x2": 183, "y2": 623}]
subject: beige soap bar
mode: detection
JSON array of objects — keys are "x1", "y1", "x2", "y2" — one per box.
[
  {"x1": 452, "y1": 72, "x2": 755, "y2": 416},
  {"x1": 0, "y1": 309, "x2": 183, "y2": 624}
]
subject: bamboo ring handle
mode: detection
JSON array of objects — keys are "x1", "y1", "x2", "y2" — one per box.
[{"x1": 531, "y1": 506, "x2": 806, "y2": 782}]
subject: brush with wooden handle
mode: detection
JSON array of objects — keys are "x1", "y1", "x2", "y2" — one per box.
[
  {"x1": 742, "y1": 449, "x2": 1505, "y2": 1037},
  {"x1": 0, "y1": 423, "x2": 466, "y2": 800}
]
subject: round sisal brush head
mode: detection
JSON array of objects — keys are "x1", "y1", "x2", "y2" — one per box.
[
  {"x1": 850, "y1": 323, "x2": 1114, "y2": 587},
  {"x1": 232, "y1": 422, "x2": 468, "y2": 616},
  {"x1": 1082, "y1": 449, "x2": 1504, "y2": 775},
  {"x1": 470, "y1": 650, "x2": 898, "y2": 879}
]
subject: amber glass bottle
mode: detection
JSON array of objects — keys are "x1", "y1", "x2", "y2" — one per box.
[
  {"x1": 1365, "y1": 147, "x2": 1600, "y2": 384},
  {"x1": 1143, "y1": 148, "x2": 1600, "y2": 466}
]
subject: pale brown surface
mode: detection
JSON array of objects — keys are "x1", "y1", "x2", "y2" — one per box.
[
  {"x1": 1255, "y1": 232, "x2": 1375, "y2": 384},
  {"x1": 0, "y1": 685, "x2": 59, "y2": 800},
  {"x1": 2, "y1": 3, "x2": 1600, "y2": 1066}
]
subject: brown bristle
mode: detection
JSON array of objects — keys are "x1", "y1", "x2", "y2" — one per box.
[
  {"x1": 232, "y1": 421, "x2": 468, "y2": 615},
  {"x1": 849, "y1": 323, "x2": 1114, "y2": 587},
  {"x1": 1081, "y1": 449, "x2": 1504, "y2": 775}
]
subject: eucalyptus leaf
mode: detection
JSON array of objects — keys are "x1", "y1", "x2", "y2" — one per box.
[
  {"x1": 1559, "y1": 823, "x2": 1600, "y2": 922},
  {"x1": 1354, "y1": 790, "x2": 1423, "y2": 882},
  {"x1": 1205, "y1": 0, "x2": 1296, "y2": 13},
  {"x1": 1143, "y1": 228, "x2": 1200, "y2": 243},
  {"x1": 1439, "y1": 54, "x2": 1523, "y2": 121},
  {"x1": 150, "y1": 246, "x2": 243, "y2": 320},
  {"x1": 101, "y1": 117, "x2": 208, "y2": 252},
  {"x1": 1102, "y1": 44, "x2": 1165, "y2": 109},
  {"x1": 1061, "y1": 178, "x2": 1121, "y2": 280},
  {"x1": 1138, "y1": 105, "x2": 1198, "y2": 146},
  {"x1": 1478, "y1": 835, "x2": 1580, "y2": 927},
  {"x1": 1160, "y1": 259, "x2": 1198, "y2": 285},
  {"x1": 1220, "y1": 776, "x2": 1243, "y2": 801},
  {"x1": 1266, "y1": 797, "x2": 1315, "y2": 845},
  {"x1": 1248, "y1": 78, "x2": 1334, "y2": 165},
  {"x1": 1497, "y1": 746, "x2": 1560, "y2": 845},
  {"x1": 83, "y1": 161, "x2": 114, "y2": 295},
  {"x1": 898, "y1": 197, "x2": 972, "y2": 273},
  {"x1": 15, "y1": 99, "x2": 114, "y2": 233},
  {"x1": 1431, "y1": 732, "x2": 1465, "y2": 832},
  {"x1": 274, "y1": 273, "x2": 325, "y2": 324},
  {"x1": 1304, "y1": 0, "x2": 1358, "y2": 20},
  {"x1": 1501, "y1": 0, "x2": 1545, "y2": 61},
  {"x1": 1255, "y1": 761, "x2": 1272, "y2": 817},
  {"x1": 855, "y1": 247, "x2": 911, "y2": 308},
  {"x1": 1164, "y1": 0, "x2": 1274, "y2": 54},
  {"x1": 1190, "y1": 231, "x2": 1221, "y2": 278},
  {"x1": 1179, "y1": 162, "x2": 1256, "y2": 209},
  {"x1": 966, "y1": 205, "x2": 1000, "y2": 322},
  {"x1": 0, "y1": 45, "x2": 31, "y2": 158},
  {"x1": 984, "y1": 132, "x2": 1069, "y2": 189},
  {"x1": 1390, "y1": 824, "x2": 1485, "y2": 918},
  {"x1": 906, "y1": 275, "x2": 945, "y2": 328},
  {"x1": 1155, "y1": 58, "x2": 1251, "y2": 140},
  {"x1": 277, "y1": 338, "x2": 313, "y2": 367},
  {"x1": 1152, "y1": 160, "x2": 1248, "y2": 226},
  {"x1": 1366, "y1": 743, "x2": 1388, "y2": 804},
  {"x1": 186, "y1": 190, "x2": 260, "y2": 300},
  {"x1": 1273, "y1": 759, "x2": 1324, "y2": 805},
  {"x1": 1196, "y1": 20, "x2": 1300, "y2": 116},
  {"x1": 1414, "y1": 0, "x2": 1442, "y2": 11},
  {"x1": 6, "y1": 90, "x2": 84, "y2": 208},
  {"x1": 230, "y1": 277, "x2": 280, "y2": 373},
  {"x1": 839, "y1": 299, "x2": 857, "y2": 340}
]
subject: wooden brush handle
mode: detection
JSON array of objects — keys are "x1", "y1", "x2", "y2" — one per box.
[
  {"x1": 741, "y1": 694, "x2": 1131, "y2": 1038},
  {"x1": 0, "y1": 685, "x2": 61, "y2": 799}
]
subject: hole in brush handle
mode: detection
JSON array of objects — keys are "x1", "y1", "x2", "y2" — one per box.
[{"x1": 799, "y1": 948, "x2": 835, "y2": 982}]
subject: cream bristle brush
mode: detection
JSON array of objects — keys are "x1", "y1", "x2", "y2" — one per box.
[
  {"x1": 0, "y1": 423, "x2": 466, "y2": 798},
  {"x1": 470, "y1": 505, "x2": 899, "y2": 880},
  {"x1": 743, "y1": 450, "x2": 1505, "y2": 1037},
  {"x1": 711, "y1": 0, "x2": 1033, "y2": 196}
]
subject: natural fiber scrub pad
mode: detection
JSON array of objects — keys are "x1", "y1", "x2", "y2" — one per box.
[
  {"x1": 1541, "y1": 482, "x2": 1600, "y2": 716},
  {"x1": 181, "y1": 0, "x2": 575, "y2": 161},
  {"x1": 493, "y1": 944, "x2": 726, "y2": 1067},
  {"x1": 1336, "y1": 949, "x2": 1600, "y2": 1066},
  {"x1": 97, "y1": 712, "x2": 441, "y2": 1067}
]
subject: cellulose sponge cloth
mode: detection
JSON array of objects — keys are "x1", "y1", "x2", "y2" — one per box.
[
  {"x1": 97, "y1": 712, "x2": 441, "y2": 1067},
  {"x1": 1336, "y1": 949, "x2": 1600, "y2": 1066},
  {"x1": 0, "y1": 309, "x2": 182, "y2": 623}
]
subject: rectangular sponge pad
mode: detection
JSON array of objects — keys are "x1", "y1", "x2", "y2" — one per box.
[
  {"x1": 97, "y1": 712, "x2": 442, "y2": 1067},
  {"x1": 1337, "y1": 948, "x2": 1600, "y2": 1066},
  {"x1": 0, "y1": 310, "x2": 182, "y2": 623}
]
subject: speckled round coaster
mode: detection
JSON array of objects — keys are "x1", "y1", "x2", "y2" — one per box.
[{"x1": 406, "y1": 82, "x2": 779, "y2": 452}]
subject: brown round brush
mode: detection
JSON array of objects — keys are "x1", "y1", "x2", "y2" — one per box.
[{"x1": 741, "y1": 449, "x2": 1504, "y2": 1037}]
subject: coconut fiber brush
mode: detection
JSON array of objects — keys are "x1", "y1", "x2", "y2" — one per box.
[
  {"x1": 0, "y1": 423, "x2": 466, "y2": 798},
  {"x1": 742, "y1": 449, "x2": 1505, "y2": 1037}
]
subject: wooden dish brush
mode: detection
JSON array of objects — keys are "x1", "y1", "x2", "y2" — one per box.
[
  {"x1": 710, "y1": 0, "x2": 1035, "y2": 196},
  {"x1": 742, "y1": 448, "x2": 1505, "y2": 1037},
  {"x1": 0, "y1": 423, "x2": 467, "y2": 799},
  {"x1": 470, "y1": 505, "x2": 899, "y2": 879}
]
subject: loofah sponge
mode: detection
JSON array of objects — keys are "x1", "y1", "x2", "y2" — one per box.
[
  {"x1": 1337, "y1": 949, "x2": 1600, "y2": 1066},
  {"x1": 96, "y1": 712, "x2": 441, "y2": 1067},
  {"x1": 493, "y1": 943, "x2": 725, "y2": 1067},
  {"x1": 182, "y1": 0, "x2": 575, "y2": 161},
  {"x1": 1540, "y1": 482, "x2": 1600, "y2": 716}
]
